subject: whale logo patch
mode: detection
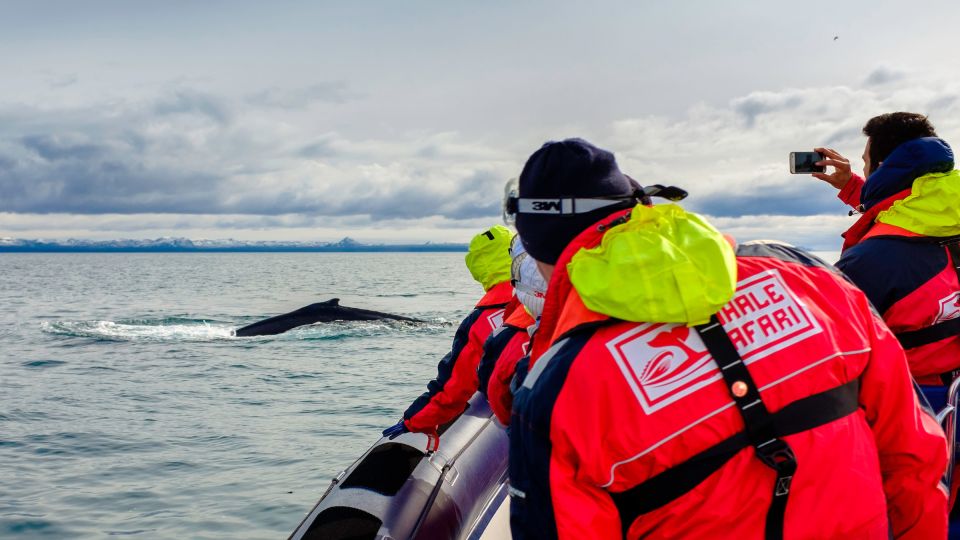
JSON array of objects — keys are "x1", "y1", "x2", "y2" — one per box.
[{"x1": 607, "y1": 270, "x2": 823, "y2": 414}]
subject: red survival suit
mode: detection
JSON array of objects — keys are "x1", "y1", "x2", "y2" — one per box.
[
  {"x1": 477, "y1": 306, "x2": 534, "y2": 425},
  {"x1": 509, "y1": 207, "x2": 947, "y2": 540},
  {"x1": 834, "y1": 137, "x2": 960, "y2": 386},
  {"x1": 403, "y1": 281, "x2": 512, "y2": 434}
]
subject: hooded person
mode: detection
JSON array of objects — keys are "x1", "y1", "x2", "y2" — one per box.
[
  {"x1": 506, "y1": 138, "x2": 947, "y2": 539},
  {"x1": 477, "y1": 236, "x2": 547, "y2": 426},
  {"x1": 811, "y1": 113, "x2": 960, "y2": 392},
  {"x1": 382, "y1": 225, "x2": 514, "y2": 450}
]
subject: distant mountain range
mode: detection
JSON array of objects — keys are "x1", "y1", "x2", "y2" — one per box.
[{"x1": 0, "y1": 236, "x2": 468, "y2": 252}]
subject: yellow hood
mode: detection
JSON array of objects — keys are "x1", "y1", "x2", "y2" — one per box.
[
  {"x1": 876, "y1": 169, "x2": 960, "y2": 237},
  {"x1": 465, "y1": 225, "x2": 513, "y2": 291},
  {"x1": 567, "y1": 204, "x2": 737, "y2": 326}
]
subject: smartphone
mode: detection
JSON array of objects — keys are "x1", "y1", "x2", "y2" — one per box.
[{"x1": 790, "y1": 151, "x2": 826, "y2": 174}]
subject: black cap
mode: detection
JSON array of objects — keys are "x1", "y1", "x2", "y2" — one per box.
[{"x1": 516, "y1": 138, "x2": 634, "y2": 264}]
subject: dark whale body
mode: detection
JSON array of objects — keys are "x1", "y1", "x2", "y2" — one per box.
[{"x1": 234, "y1": 298, "x2": 423, "y2": 337}]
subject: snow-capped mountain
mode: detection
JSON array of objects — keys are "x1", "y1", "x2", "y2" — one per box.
[{"x1": 0, "y1": 237, "x2": 466, "y2": 252}]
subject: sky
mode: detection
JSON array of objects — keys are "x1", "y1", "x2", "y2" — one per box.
[{"x1": 1, "y1": 0, "x2": 959, "y2": 249}]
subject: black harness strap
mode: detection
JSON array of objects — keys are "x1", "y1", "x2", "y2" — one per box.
[
  {"x1": 898, "y1": 318, "x2": 960, "y2": 350},
  {"x1": 609, "y1": 316, "x2": 861, "y2": 540},
  {"x1": 894, "y1": 241, "x2": 960, "y2": 351},
  {"x1": 609, "y1": 378, "x2": 859, "y2": 535},
  {"x1": 698, "y1": 316, "x2": 792, "y2": 540}
]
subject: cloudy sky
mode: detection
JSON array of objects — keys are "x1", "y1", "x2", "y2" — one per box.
[{"x1": 2, "y1": 0, "x2": 958, "y2": 249}]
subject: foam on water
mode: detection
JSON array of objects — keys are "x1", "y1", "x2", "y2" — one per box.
[
  {"x1": 40, "y1": 320, "x2": 237, "y2": 342},
  {"x1": 40, "y1": 317, "x2": 450, "y2": 343}
]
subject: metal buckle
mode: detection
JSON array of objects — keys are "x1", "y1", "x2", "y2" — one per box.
[
  {"x1": 755, "y1": 438, "x2": 797, "y2": 497},
  {"x1": 755, "y1": 438, "x2": 797, "y2": 472}
]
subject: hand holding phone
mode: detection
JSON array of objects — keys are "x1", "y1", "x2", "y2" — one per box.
[
  {"x1": 810, "y1": 147, "x2": 854, "y2": 191},
  {"x1": 790, "y1": 151, "x2": 826, "y2": 174}
]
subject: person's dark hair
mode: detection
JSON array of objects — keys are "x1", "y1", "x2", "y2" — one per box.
[{"x1": 862, "y1": 112, "x2": 937, "y2": 172}]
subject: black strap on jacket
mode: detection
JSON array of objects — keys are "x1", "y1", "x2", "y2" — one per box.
[
  {"x1": 696, "y1": 316, "x2": 794, "y2": 540},
  {"x1": 894, "y1": 241, "x2": 960, "y2": 351},
  {"x1": 608, "y1": 316, "x2": 860, "y2": 539}
]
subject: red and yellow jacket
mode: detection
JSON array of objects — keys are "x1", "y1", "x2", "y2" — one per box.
[
  {"x1": 835, "y1": 137, "x2": 960, "y2": 386},
  {"x1": 403, "y1": 281, "x2": 512, "y2": 432},
  {"x1": 510, "y1": 205, "x2": 947, "y2": 540},
  {"x1": 477, "y1": 306, "x2": 534, "y2": 425}
]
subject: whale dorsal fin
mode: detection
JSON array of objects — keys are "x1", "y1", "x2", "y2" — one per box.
[{"x1": 321, "y1": 298, "x2": 340, "y2": 306}]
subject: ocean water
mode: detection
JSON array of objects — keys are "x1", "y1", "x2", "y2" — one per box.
[
  {"x1": 0, "y1": 253, "x2": 475, "y2": 539},
  {"x1": 0, "y1": 250, "x2": 843, "y2": 539}
]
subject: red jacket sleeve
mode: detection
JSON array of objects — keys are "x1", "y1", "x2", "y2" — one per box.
[
  {"x1": 549, "y1": 449, "x2": 623, "y2": 539},
  {"x1": 838, "y1": 173, "x2": 865, "y2": 208},
  {"x1": 405, "y1": 316, "x2": 488, "y2": 432},
  {"x1": 488, "y1": 334, "x2": 528, "y2": 425},
  {"x1": 858, "y1": 294, "x2": 948, "y2": 539}
]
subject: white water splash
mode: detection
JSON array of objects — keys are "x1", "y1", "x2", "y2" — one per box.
[
  {"x1": 40, "y1": 318, "x2": 450, "y2": 343},
  {"x1": 41, "y1": 320, "x2": 236, "y2": 342}
]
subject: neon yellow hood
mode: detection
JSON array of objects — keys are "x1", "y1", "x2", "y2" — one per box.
[
  {"x1": 876, "y1": 169, "x2": 960, "y2": 237},
  {"x1": 465, "y1": 225, "x2": 513, "y2": 291},
  {"x1": 567, "y1": 204, "x2": 737, "y2": 326}
]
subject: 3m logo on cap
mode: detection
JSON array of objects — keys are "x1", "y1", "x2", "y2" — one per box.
[
  {"x1": 934, "y1": 292, "x2": 960, "y2": 325},
  {"x1": 486, "y1": 309, "x2": 506, "y2": 331},
  {"x1": 607, "y1": 270, "x2": 823, "y2": 414}
]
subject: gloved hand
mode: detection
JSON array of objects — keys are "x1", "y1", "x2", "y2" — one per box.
[{"x1": 382, "y1": 421, "x2": 409, "y2": 440}]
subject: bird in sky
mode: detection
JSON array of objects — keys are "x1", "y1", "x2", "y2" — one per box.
[{"x1": 834, "y1": 35, "x2": 839, "y2": 40}]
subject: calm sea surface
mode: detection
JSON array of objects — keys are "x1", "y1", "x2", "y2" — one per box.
[
  {"x1": 0, "y1": 253, "x2": 476, "y2": 539},
  {"x1": 0, "y1": 250, "x2": 841, "y2": 539}
]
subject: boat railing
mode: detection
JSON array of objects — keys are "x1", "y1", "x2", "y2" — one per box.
[{"x1": 937, "y1": 376, "x2": 960, "y2": 487}]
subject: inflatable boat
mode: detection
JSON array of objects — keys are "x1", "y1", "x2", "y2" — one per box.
[
  {"x1": 288, "y1": 394, "x2": 511, "y2": 540},
  {"x1": 290, "y1": 379, "x2": 960, "y2": 539}
]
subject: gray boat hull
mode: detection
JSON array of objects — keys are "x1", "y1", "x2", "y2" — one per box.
[{"x1": 289, "y1": 394, "x2": 511, "y2": 540}]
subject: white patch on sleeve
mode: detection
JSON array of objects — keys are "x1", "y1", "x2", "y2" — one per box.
[{"x1": 934, "y1": 291, "x2": 960, "y2": 325}]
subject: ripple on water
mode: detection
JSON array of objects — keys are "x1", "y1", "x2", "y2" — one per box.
[
  {"x1": 21, "y1": 359, "x2": 67, "y2": 368},
  {"x1": 0, "y1": 409, "x2": 54, "y2": 423},
  {"x1": 24, "y1": 432, "x2": 160, "y2": 458},
  {"x1": 0, "y1": 518, "x2": 70, "y2": 537},
  {"x1": 1, "y1": 252, "x2": 473, "y2": 539}
]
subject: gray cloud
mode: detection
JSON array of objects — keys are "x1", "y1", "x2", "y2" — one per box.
[
  {"x1": 330, "y1": 170, "x2": 502, "y2": 220},
  {"x1": 864, "y1": 66, "x2": 906, "y2": 86},
  {"x1": 4, "y1": 66, "x2": 960, "y2": 246},
  {"x1": 153, "y1": 89, "x2": 231, "y2": 124},
  {"x1": 20, "y1": 134, "x2": 108, "y2": 162},
  {"x1": 246, "y1": 82, "x2": 361, "y2": 109},
  {"x1": 48, "y1": 74, "x2": 79, "y2": 88},
  {"x1": 688, "y1": 183, "x2": 847, "y2": 218},
  {"x1": 1, "y1": 155, "x2": 224, "y2": 214},
  {"x1": 821, "y1": 126, "x2": 862, "y2": 148},
  {"x1": 297, "y1": 140, "x2": 338, "y2": 159},
  {"x1": 0, "y1": 90, "x2": 508, "y2": 221},
  {"x1": 732, "y1": 92, "x2": 804, "y2": 127},
  {"x1": 929, "y1": 94, "x2": 958, "y2": 113}
]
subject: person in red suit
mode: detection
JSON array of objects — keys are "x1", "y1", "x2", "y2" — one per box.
[
  {"x1": 506, "y1": 138, "x2": 947, "y2": 539},
  {"x1": 382, "y1": 226, "x2": 514, "y2": 450}
]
